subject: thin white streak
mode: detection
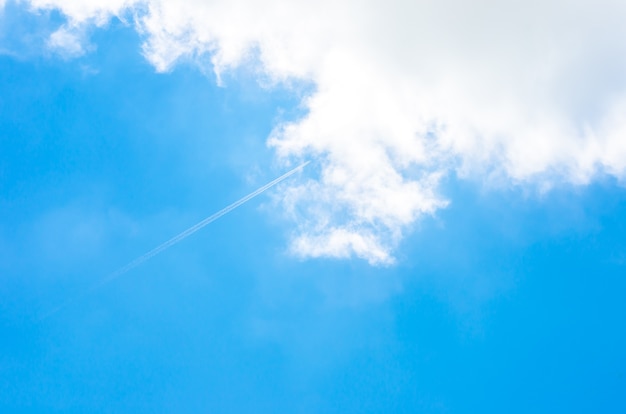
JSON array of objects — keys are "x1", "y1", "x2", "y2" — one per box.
[{"x1": 40, "y1": 162, "x2": 309, "y2": 320}]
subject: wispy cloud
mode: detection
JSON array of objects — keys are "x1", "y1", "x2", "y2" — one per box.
[
  {"x1": 46, "y1": 25, "x2": 86, "y2": 57},
  {"x1": 12, "y1": 0, "x2": 626, "y2": 263}
]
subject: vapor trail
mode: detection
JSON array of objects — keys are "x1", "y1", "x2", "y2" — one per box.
[{"x1": 40, "y1": 162, "x2": 309, "y2": 320}]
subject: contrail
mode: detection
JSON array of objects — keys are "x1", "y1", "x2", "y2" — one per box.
[{"x1": 40, "y1": 162, "x2": 309, "y2": 320}]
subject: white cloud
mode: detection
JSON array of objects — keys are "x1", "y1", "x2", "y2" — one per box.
[
  {"x1": 27, "y1": 0, "x2": 131, "y2": 24},
  {"x1": 17, "y1": 0, "x2": 626, "y2": 263},
  {"x1": 46, "y1": 25, "x2": 86, "y2": 56}
]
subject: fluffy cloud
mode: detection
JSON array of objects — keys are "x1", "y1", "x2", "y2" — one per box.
[{"x1": 11, "y1": 0, "x2": 626, "y2": 263}]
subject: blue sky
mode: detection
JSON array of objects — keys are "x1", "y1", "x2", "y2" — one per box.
[{"x1": 2, "y1": 2, "x2": 626, "y2": 413}]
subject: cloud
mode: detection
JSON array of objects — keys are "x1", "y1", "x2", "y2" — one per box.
[
  {"x1": 46, "y1": 25, "x2": 86, "y2": 56},
  {"x1": 25, "y1": 0, "x2": 131, "y2": 56},
  {"x1": 13, "y1": 0, "x2": 626, "y2": 263}
]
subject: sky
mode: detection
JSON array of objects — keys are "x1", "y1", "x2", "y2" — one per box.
[{"x1": 1, "y1": 1, "x2": 626, "y2": 412}]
